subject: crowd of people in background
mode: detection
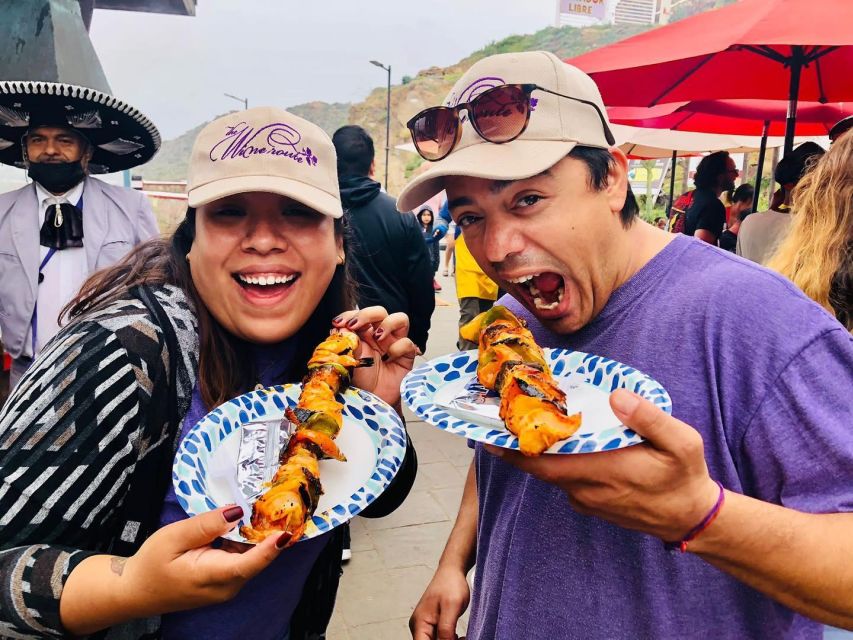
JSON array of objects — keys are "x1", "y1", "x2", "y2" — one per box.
[{"x1": 662, "y1": 123, "x2": 851, "y2": 330}]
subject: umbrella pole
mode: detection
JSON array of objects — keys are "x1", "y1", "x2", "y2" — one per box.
[
  {"x1": 667, "y1": 150, "x2": 677, "y2": 216},
  {"x1": 752, "y1": 120, "x2": 769, "y2": 213},
  {"x1": 784, "y1": 47, "x2": 804, "y2": 156}
]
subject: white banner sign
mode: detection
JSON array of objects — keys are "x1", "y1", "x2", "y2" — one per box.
[{"x1": 559, "y1": 0, "x2": 608, "y2": 20}]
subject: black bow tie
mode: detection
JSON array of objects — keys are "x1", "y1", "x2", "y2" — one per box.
[{"x1": 40, "y1": 201, "x2": 84, "y2": 250}]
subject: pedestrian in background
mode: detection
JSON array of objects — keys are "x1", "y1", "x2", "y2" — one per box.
[
  {"x1": 416, "y1": 205, "x2": 442, "y2": 291},
  {"x1": 738, "y1": 142, "x2": 825, "y2": 265},
  {"x1": 719, "y1": 184, "x2": 754, "y2": 252},
  {"x1": 333, "y1": 125, "x2": 435, "y2": 353},
  {"x1": 684, "y1": 151, "x2": 738, "y2": 244},
  {"x1": 454, "y1": 234, "x2": 498, "y2": 350},
  {"x1": 725, "y1": 183, "x2": 754, "y2": 228},
  {"x1": 431, "y1": 199, "x2": 458, "y2": 277}
]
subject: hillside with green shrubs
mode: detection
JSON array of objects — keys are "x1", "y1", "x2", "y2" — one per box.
[{"x1": 141, "y1": 0, "x2": 736, "y2": 193}]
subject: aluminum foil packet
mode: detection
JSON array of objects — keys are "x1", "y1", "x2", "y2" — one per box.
[
  {"x1": 430, "y1": 376, "x2": 504, "y2": 428},
  {"x1": 448, "y1": 378, "x2": 501, "y2": 415},
  {"x1": 235, "y1": 416, "x2": 295, "y2": 500},
  {"x1": 435, "y1": 374, "x2": 579, "y2": 429}
]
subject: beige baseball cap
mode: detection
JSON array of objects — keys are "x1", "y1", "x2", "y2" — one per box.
[
  {"x1": 397, "y1": 51, "x2": 613, "y2": 212},
  {"x1": 187, "y1": 106, "x2": 343, "y2": 218}
]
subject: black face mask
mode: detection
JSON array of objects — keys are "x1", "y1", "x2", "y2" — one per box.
[{"x1": 27, "y1": 161, "x2": 86, "y2": 194}]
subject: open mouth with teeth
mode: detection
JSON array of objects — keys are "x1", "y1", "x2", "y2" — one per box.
[
  {"x1": 507, "y1": 272, "x2": 566, "y2": 312},
  {"x1": 233, "y1": 272, "x2": 300, "y2": 297}
]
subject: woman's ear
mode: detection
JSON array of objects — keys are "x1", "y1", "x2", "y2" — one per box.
[{"x1": 335, "y1": 233, "x2": 345, "y2": 265}]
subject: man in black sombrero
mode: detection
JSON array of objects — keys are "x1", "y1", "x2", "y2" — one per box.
[{"x1": 0, "y1": 78, "x2": 161, "y2": 387}]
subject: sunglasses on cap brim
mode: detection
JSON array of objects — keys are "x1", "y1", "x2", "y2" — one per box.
[{"x1": 406, "y1": 83, "x2": 616, "y2": 162}]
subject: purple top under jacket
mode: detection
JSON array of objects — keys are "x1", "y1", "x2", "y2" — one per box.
[{"x1": 159, "y1": 341, "x2": 330, "y2": 640}]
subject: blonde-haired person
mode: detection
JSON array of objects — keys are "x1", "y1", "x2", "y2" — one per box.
[{"x1": 767, "y1": 134, "x2": 853, "y2": 332}]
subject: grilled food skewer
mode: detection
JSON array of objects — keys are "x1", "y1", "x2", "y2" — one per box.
[
  {"x1": 461, "y1": 306, "x2": 582, "y2": 456},
  {"x1": 241, "y1": 330, "x2": 368, "y2": 545}
]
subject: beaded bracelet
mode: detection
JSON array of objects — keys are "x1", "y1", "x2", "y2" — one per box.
[{"x1": 665, "y1": 481, "x2": 725, "y2": 553}]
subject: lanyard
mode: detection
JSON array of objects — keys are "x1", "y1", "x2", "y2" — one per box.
[{"x1": 30, "y1": 194, "x2": 84, "y2": 356}]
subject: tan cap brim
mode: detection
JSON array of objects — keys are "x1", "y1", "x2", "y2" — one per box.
[
  {"x1": 188, "y1": 175, "x2": 343, "y2": 218},
  {"x1": 397, "y1": 139, "x2": 578, "y2": 212}
]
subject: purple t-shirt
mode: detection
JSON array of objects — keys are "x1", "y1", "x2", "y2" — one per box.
[
  {"x1": 468, "y1": 235, "x2": 853, "y2": 640},
  {"x1": 159, "y1": 342, "x2": 330, "y2": 640}
]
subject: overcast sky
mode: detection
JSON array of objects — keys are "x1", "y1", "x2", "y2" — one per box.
[{"x1": 89, "y1": 0, "x2": 556, "y2": 139}]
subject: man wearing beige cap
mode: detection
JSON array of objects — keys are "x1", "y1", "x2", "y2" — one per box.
[{"x1": 402, "y1": 51, "x2": 853, "y2": 640}]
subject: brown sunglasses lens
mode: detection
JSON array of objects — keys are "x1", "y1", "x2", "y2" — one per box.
[
  {"x1": 470, "y1": 84, "x2": 530, "y2": 143},
  {"x1": 411, "y1": 107, "x2": 459, "y2": 161}
]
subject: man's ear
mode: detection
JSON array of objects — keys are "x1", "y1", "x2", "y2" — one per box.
[
  {"x1": 369, "y1": 160, "x2": 375, "y2": 178},
  {"x1": 606, "y1": 147, "x2": 630, "y2": 216},
  {"x1": 80, "y1": 144, "x2": 94, "y2": 173}
]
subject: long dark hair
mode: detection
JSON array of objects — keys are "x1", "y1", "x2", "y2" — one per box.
[
  {"x1": 64, "y1": 208, "x2": 356, "y2": 408},
  {"x1": 693, "y1": 151, "x2": 730, "y2": 190},
  {"x1": 416, "y1": 207, "x2": 434, "y2": 232}
]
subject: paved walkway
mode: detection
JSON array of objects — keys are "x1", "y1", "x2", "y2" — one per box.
[{"x1": 328, "y1": 270, "x2": 470, "y2": 639}]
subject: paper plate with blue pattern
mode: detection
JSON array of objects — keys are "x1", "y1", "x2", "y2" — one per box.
[
  {"x1": 402, "y1": 349, "x2": 672, "y2": 454},
  {"x1": 173, "y1": 384, "x2": 407, "y2": 543}
]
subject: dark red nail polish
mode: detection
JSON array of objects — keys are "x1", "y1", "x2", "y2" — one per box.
[
  {"x1": 381, "y1": 353, "x2": 389, "y2": 362},
  {"x1": 276, "y1": 532, "x2": 292, "y2": 549},
  {"x1": 347, "y1": 317, "x2": 358, "y2": 327},
  {"x1": 223, "y1": 506, "x2": 243, "y2": 523},
  {"x1": 374, "y1": 328, "x2": 384, "y2": 337},
  {"x1": 333, "y1": 315, "x2": 343, "y2": 324}
]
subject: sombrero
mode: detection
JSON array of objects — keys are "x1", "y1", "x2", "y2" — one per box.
[{"x1": 0, "y1": 81, "x2": 160, "y2": 173}]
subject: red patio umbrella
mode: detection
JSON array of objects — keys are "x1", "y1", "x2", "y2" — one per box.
[
  {"x1": 608, "y1": 99, "x2": 846, "y2": 209},
  {"x1": 567, "y1": 0, "x2": 853, "y2": 154},
  {"x1": 608, "y1": 100, "x2": 848, "y2": 137}
]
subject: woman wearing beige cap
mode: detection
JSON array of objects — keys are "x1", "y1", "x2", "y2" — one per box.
[{"x1": 0, "y1": 108, "x2": 419, "y2": 639}]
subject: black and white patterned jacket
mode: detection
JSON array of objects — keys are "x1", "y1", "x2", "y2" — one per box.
[
  {"x1": 0, "y1": 283, "x2": 418, "y2": 639},
  {"x1": 0, "y1": 285, "x2": 197, "y2": 638}
]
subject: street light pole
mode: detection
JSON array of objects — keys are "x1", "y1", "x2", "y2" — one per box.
[
  {"x1": 224, "y1": 92, "x2": 248, "y2": 111},
  {"x1": 370, "y1": 60, "x2": 391, "y2": 191}
]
